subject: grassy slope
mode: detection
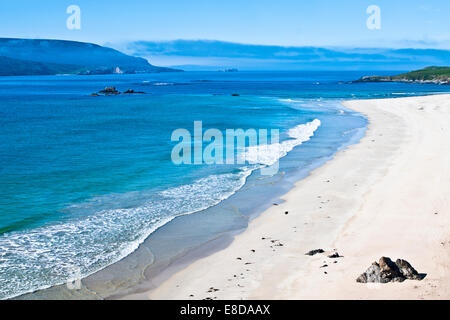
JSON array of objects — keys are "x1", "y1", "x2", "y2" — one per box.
[
  {"x1": 392, "y1": 66, "x2": 450, "y2": 81},
  {"x1": 356, "y1": 66, "x2": 450, "y2": 84}
]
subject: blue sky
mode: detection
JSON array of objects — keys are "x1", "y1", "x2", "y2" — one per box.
[{"x1": 0, "y1": 0, "x2": 449, "y2": 48}]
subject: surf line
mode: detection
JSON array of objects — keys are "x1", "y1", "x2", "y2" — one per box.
[
  {"x1": 171, "y1": 120, "x2": 281, "y2": 175},
  {"x1": 170, "y1": 119, "x2": 321, "y2": 176}
]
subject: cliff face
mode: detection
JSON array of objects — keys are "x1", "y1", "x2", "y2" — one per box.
[{"x1": 0, "y1": 38, "x2": 181, "y2": 76}]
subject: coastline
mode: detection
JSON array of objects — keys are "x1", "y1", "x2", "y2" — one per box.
[
  {"x1": 13, "y1": 96, "x2": 366, "y2": 301},
  {"x1": 125, "y1": 94, "x2": 450, "y2": 300}
]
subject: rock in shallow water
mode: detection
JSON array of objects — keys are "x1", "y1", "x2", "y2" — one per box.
[{"x1": 99, "y1": 86, "x2": 120, "y2": 94}]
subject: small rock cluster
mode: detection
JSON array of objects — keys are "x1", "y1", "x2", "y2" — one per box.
[
  {"x1": 356, "y1": 257, "x2": 423, "y2": 283},
  {"x1": 91, "y1": 87, "x2": 145, "y2": 96}
]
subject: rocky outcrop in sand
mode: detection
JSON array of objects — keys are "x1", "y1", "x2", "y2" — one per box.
[{"x1": 356, "y1": 257, "x2": 423, "y2": 283}]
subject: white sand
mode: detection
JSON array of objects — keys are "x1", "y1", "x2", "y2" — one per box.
[{"x1": 125, "y1": 94, "x2": 450, "y2": 300}]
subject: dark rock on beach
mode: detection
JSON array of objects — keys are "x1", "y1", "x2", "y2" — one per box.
[
  {"x1": 328, "y1": 252, "x2": 343, "y2": 258},
  {"x1": 378, "y1": 257, "x2": 405, "y2": 282},
  {"x1": 305, "y1": 249, "x2": 325, "y2": 256},
  {"x1": 356, "y1": 262, "x2": 382, "y2": 283},
  {"x1": 356, "y1": 257, "x2": 424, "y2": 283},
  {"x1": 395, "y1": 259, "x2": 422, "y2": 280}
]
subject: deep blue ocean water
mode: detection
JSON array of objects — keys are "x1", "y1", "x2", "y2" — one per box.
[{"x1": 0, "y1": 71, "x2": 448, "y2": 299}]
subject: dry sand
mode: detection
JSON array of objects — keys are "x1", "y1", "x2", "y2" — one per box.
[{"x1": 125, "y1": 94, "x2": 450, "y2": 300}]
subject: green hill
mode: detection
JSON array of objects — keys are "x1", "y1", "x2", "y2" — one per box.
[
  {"x1": 392, "y1": 66, "x2": 450, "y2": 81},
  {"x1": 355, "y1": 66, "x2": 450, "y2": 85}
]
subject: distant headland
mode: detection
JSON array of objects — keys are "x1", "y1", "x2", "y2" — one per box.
[
  {"x1": 0, "y1": 38, "x2": 182, "y2": 76},
  {"x1": 354, "y1": 66, "x2": 450, "y2": 85}
]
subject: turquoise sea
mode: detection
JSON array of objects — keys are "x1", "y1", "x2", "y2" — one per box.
[{"x1": 0, "y1": 71, "x2": 448, "y2": 299}]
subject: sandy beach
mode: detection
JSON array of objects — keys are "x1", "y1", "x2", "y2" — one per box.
[{"x1": 125, "y1": 94, "x2": 450, "y2": 300}]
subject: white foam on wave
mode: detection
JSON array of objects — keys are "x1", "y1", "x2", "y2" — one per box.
[
  {"x1": 276, "y1": 98, "x2": 327, "y2": 111},
  {"x1": 278, "y1": 98, "x2": 301, "y2": 103},
  {"x1": 153, "y1": 82, "x2": 174, "y2": 86},
  {"x1": 242, "y1": 119, "x2": 321, "y2": 166},
  {"x1": 141, "y1": 81, "x2": 175, "y2": 86},
  {"x1": 0, "y1": 169, "x2": 253, "y2": 300}
]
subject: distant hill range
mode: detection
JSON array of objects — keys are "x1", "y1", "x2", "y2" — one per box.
[
  {"x1": 113, "y1": 40, "x2": 450, "y2": 71},
  {"x1": 354, "y1": 66, "x2": 450, "y2": 85},
  {"x1": 0, "y1": 38, "x2": 181, "y2": 76}
]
